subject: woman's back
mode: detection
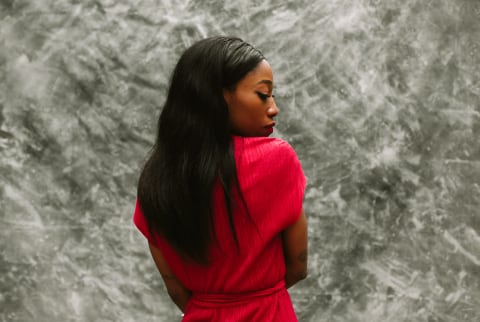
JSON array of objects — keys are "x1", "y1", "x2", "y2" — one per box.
[{"x1": 134, "y1": 136, "x2": 306, "y2": 320}]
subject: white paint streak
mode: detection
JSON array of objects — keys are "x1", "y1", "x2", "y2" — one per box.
[
  {"x1": 361, "y1": 260, "x2": 422, "y2": 300},
  {"x1": 4, "y1": 185, "x2": 44, "y2": 228},
  {"x1": 443, "y1": 231, "x2": 480, "y2": 266}
]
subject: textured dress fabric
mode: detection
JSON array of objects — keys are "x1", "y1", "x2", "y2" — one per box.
[{"x1": 133, "y1": 135, "x2": 307, "y2": 321}]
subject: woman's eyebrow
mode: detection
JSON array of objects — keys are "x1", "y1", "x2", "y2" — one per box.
[{"x1": 255, "y1": 80, "x2": 273, "y2": 85}]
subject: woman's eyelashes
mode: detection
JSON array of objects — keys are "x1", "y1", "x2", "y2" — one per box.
[{"x1": 256, "y1": 92, "x2": 275, "y2": 102}]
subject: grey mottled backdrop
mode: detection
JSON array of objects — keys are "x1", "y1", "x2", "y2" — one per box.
[{"x1": 1, "y1": 0, "x2": 480, "y2": 321}]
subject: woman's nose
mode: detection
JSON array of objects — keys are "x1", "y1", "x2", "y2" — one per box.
[{"x1": 267, "y1": 99, "x2": 279, "y2": 117}]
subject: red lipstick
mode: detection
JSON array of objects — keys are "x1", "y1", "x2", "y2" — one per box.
[{"x1": 264, "y1": 122, "x2": 275, "y2": 134}]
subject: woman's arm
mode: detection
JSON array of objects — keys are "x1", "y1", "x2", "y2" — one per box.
[
  {"x1": 282, "y1": 208, "x2": 308, "y2": 289},
  {"x1": 148, "y1": 242, "x2": 192, "y2": 312}
]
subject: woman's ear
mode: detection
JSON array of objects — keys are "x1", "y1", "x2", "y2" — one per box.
[{"x1": 223, "y1": 88, "x2": 233, "y2": 107}]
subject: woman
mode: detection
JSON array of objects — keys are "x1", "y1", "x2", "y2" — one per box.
[{"x1": 133, "y1": 36, "x2": 307, "y2": 321}]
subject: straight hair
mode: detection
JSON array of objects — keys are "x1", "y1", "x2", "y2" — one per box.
[{"x1": 137, "y1": 36, "x2": 265, "y2": 264}]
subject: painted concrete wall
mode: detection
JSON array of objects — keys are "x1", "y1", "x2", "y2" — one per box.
[{"x1": 1, "y1": 0, "x2": 479, "y2": 321}]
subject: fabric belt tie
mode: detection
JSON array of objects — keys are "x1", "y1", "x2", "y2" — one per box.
[{"x1": 189, "y1": 280, "x2": 286, "y2": 308}]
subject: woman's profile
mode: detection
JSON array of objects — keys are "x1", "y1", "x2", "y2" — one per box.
[{"x1": 133, "y1": 36, "x2": 308, "y2": 321}]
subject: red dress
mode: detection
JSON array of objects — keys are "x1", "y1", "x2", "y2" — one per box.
[{"x1": 133, "y1": 135, "x2": 307, "y2": 321}]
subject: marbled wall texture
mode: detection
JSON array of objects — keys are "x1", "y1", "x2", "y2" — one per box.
[{"x1": 1, "y1": 0, "x2": 479, "y2": 321}]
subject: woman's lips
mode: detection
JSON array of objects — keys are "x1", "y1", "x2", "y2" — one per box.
[{"x1": 264, "y1": 123, "x2": 275, "y2": 134}]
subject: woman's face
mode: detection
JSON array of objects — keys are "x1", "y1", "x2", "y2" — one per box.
[{"x1": 224, "y1": 60, "x2": 279, "y2": 137}]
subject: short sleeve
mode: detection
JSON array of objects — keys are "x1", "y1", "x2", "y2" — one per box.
[
  {"x1": 132, "y1": 199, "x2": 155, "y2": 245},
  {"x1": 273, "y1": 140, "x2": 307, "y2": 228},
  {"x1": 237, "y1": 137, "x2": 307, "y2": 234}
]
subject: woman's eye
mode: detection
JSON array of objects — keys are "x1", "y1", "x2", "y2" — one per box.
[{"x1": 256, "y1": 92, "x2": 269, "y2": 101}]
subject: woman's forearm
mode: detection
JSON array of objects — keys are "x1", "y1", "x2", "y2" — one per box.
[
  {"x1": 282, "y1": 210, "x2": 308, "y2": 289},
  {"x1": 148, "y1": 242, "x2": 192, "y2": 313}
]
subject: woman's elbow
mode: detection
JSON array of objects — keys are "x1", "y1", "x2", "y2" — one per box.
[
  {"x1": 293, "y1": 267, "x2": 308, "y2": 282},
  {"x1": 297, "y1": 269, "x2": 308, "y2": 281},
  {"x1": 288, "y1": 259, "x2": 308, "y2": 280},
  {"x1": 285, "y1": 266, "x2": 308, "y2": 288}
]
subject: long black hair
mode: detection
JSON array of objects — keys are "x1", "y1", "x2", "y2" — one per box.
[{"x1": 137, "y1": 36, "x2": 265, "y2": 264}]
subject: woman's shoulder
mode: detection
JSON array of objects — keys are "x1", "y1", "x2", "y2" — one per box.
[
  {"x1": 233, "y1": 136, "x2": 292, "y2": 149},
  {"x1": 233, "y1": 135, "x2": 299, "y2": 165}
]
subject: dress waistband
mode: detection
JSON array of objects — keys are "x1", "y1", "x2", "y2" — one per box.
[{"x1": 189, "y1": 280, "x2": 286, "y2": 308}]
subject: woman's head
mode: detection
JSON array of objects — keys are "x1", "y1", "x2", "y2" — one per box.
[
  {"x1": 159, "y1": 36, "x2": 277, "y2": 141},
  {"x1": 223, "y1": 59, "x2": 279, "y2": 137}
]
